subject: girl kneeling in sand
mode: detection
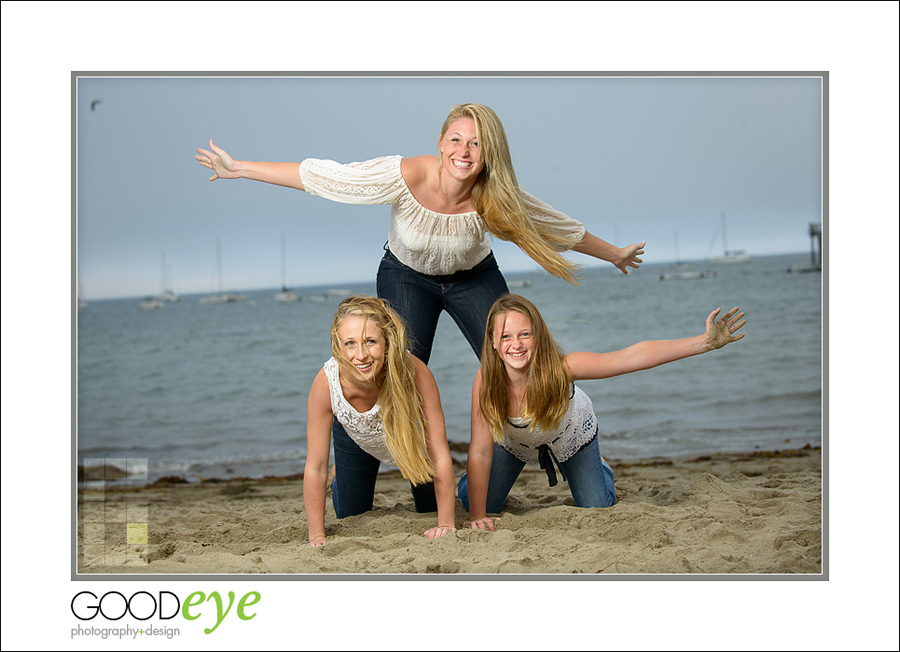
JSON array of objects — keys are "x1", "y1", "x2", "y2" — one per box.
[
  {"x1": 459, "y1": 294, "x2": 747, "y2": 531},
  {"x1": 304, "y1": 296, "x2": 456, "y2": 547}
]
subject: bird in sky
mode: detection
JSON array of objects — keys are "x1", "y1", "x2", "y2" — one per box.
[{"x1": 90, "y1": 99, "x2": 101, "y2": 112}]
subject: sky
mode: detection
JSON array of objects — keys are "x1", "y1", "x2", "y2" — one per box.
[
  {"x1": 2, "y1": 2, "x2": 899, "y2": 650},
  {"x1": 76, "y1": 74, "x2": 823, "y2": 299}
]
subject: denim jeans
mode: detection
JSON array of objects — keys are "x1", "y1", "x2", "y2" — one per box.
[
  {"x1": 375, "y1": 246, "x2": 510, "y2": 363},
  {"x1": 330, "y1": 417, "x2": 438, "y2": 518},
  {"x1": 457, "y1": 436, "x2": 617, "y2": 513}
]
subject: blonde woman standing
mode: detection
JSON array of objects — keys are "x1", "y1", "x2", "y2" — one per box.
[
  {"x1": 196, "y1": 103, "x2": 645, "y2": 364},
  {"x1": 459, "y1": 295, "x2": 747, "y2": 531},
  {"x1": 304, "y1": 296, "x2": 456, "y2": 547}
]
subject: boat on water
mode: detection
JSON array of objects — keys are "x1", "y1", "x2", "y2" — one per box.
[
  {"x1": 199, "y1": 292, "x2": 246, "y2": 304},
  {"x1": 274, "y1": 289, "x2": 301, "y2": 303},
  {"x1": 708, "y1": 213, "x2": 754, "y2": 265},
  {"x1": 154, "y1": 253, "x2": 181, "y2": 302},
  {"x1": 659, "y1": 269, "x2": 717, "y2": 281},
  {"x1": 709, "y1": 250, "x2": 754, "y2": 265},
  {"x1": 136, "y1": 253, "x2": 182, "y2": 308},
  {"x1": 274, "y1": 236, "x2": 301, "y2": 303},
  {"x1": 786, "y1": 263, "x2": 821, "y2": 273},
  {"x1": 157, "y1": 288, "x2": 181, "y2": 303},
  {"x1": 201, "y1": 238, "x2": 246, "y2": 304},
  {"x1": 303, "y1": 289, "x2": 351, "y2": 302},
  {"x1": 659, "y1": 235, "x2": 719, "y2": 280}
]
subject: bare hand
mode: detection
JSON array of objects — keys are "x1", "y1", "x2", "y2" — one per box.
[
  {"x1": 424, "y1": 525, "x2": 457, "y2": 540},
  {"x1": 463, "y1": 517, "x2": 501, "y2": 531},
  {"x1": 705, "y1": 307, "x2": 747, "y2": 351},
  {"x1": 195, "y1": 139, "x2": 239, "y2": 181},
  {"x1": 308, "y1": 535, "x2": 326, "y2": 548},
  {"x1": 615, "y1": 241, "x2": 645, "y2": 275}
]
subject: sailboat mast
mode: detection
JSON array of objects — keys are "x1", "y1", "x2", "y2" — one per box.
[
  {"x1": 721, "y1": 212, "x2": 728, "y2": 256},
  {"x1": 281, "y1": 235, "x2": 287, "y2": 290},
  {"x1": 216, "y1": 237, "x2": 223, "y2": 293}
]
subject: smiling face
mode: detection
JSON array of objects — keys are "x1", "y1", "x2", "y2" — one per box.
[
  {"x1": 337, "y1": 314, "x2": 386, "y2": 384},
  {"x1": 492, "y1": 310, "x2": 534, "y2": 374},
  {"x1": 439, "y1": 116, "x2": 485, "y2": 180}
]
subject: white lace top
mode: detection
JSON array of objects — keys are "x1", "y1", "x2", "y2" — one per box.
[
  {"x1": 298, "y1": 155, "x2": 586, "y2": 276},
  {"x1": 501, "y1": 385, "x2": 598, "y2": 465},
  {"x1": 322, "y1": 357, "x2": 393, "y2": 465}
]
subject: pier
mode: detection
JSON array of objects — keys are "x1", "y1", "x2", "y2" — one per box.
[{"x1": 787, "y1": 222, "x2": 822, "y2": 273}]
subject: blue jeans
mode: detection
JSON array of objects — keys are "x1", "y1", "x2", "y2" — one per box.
[
  {"x1": 457, "y1": 436, "x2": 617, "y2": 513},
  {"x1": 330, "y1": 418, "x2": 438, "y2": 518},
  {"x1": 376, "y1": 246, "x2": 510, "y2": 363}
]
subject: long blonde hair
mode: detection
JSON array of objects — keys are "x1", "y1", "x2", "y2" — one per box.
[
  {"x1": 439, "y1": 103, "x2": 581, "y2": 285},
  {"x1": 479, "y1": 294, "x2": 571, "y2": 444},
  {"x1": 330, "y1": 296, "x2": 434, "y2": 485}
]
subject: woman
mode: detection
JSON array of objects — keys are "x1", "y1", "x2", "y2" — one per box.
[
  {"x1": 304, "y1": 296, "x2": 456, "y2": 547},
  {"x1": 459, "y1": 294, "x2": 747, "y2": 531},
  {"x1": 195, "y1": 103, "x2": 645, "y2": 363}
]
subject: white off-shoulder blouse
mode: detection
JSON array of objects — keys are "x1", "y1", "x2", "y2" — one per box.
[{"x1": 298, "y1": 155, "x2": 585, "y2": 276}]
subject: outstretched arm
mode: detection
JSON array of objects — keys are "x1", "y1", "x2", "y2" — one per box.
[
  {"x1": 566, "y1": 307, "x2": 747, "y2": 381},
  {"x1": 517, "y1": 191, "x2": 643, "y2": 274},
  {"x1": 303, "y1": 371, "x2": 334, "y2": 547},
  {"x1": 195, "y1": 140, "x2": 306, "y2": 190},
  {"x1": 572, "y1": 231, "x2": 645, "y2": 275},
  {"x1": 412, "y1": 358, "x2": 458, "y2": 540}
]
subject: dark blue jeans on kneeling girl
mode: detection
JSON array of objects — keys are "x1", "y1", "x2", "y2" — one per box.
[
  {"x1": 330, "y1": 418, "x2": 438, "y2": 518},
  {"x1": 457, "y1": 436, "x2": 618, "y2": 513}
]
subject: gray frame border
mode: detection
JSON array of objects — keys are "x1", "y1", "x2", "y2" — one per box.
[{"x1": 71, "y1": 70, "x2": 828, "y2": 582}]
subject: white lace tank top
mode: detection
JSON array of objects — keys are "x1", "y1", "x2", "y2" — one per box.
[
  {"x1": 501, "y1": 385, "x2": 598, "y2": 465},
  {"x1": 322, "y1": 357, "x2": 394, "y2": 465},
  {"x1": 298, "y1": 155, "x2": 585, "y2": 276}
]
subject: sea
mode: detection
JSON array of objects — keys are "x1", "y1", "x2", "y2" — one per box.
[{"x1": 76, "y1": 253, "x2": 823, "y2": 484}]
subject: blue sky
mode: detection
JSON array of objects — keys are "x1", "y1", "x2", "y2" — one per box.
[{"x1": 77, "y1": 74, "x2": 823, "y2": 299}]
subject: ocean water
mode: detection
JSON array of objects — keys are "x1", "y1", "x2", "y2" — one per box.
[{"x1": 77, "y1": 253, "x2": 823, "y2": 483}]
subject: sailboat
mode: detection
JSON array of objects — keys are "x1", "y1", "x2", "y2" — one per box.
[
  {"x1": 139, "y1": 252, "x2": 180, "y2": 308},
  {"x1": 274, "y1": 236, "x2": 301, "y2": 303},
  {"x1": 156, "y1": 252, "x2": 181, "y2": 303},
  {"x1": 200, "y1": 238, "x2": 246, "y2": 304},
  {"x1": 659, "y1": 233, "x2": 717, "y2": 281},
  {"x1": 139, "y1": 297, "x2": 165, "y2": 310},
  {"x1": 708, "y1": 213, "x2": 754, "y2": 265}
]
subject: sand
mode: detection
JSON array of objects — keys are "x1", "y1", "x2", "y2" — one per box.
[{"x1": 76, "y1": 446, "x2": 822, "y2": 576}]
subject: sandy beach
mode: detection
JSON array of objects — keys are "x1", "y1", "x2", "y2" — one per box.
[{"x1": 77, "y1": 446, "x2": 822, "y2": 576}]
